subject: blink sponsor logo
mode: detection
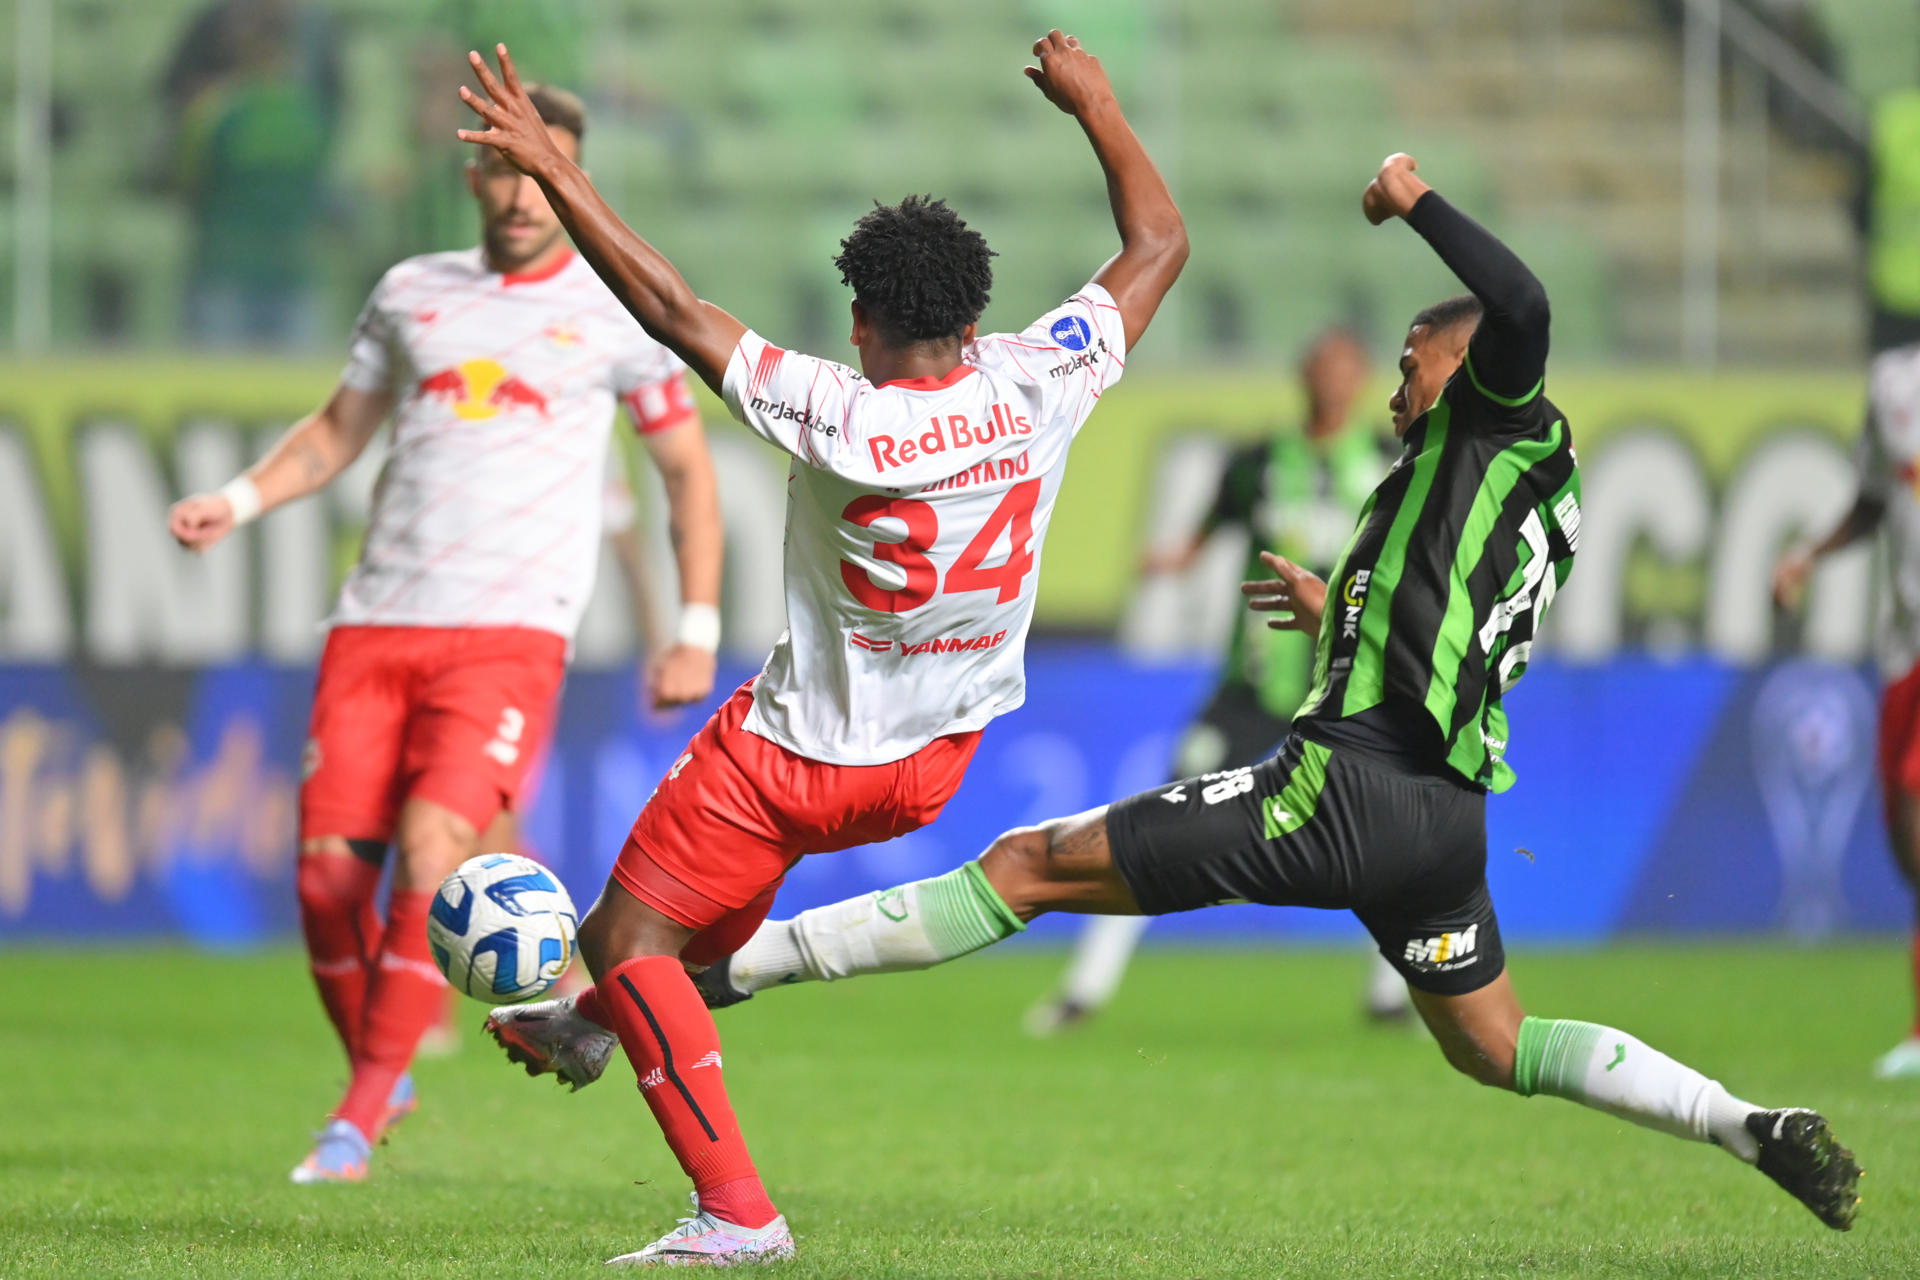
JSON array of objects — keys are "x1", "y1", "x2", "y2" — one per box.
[
  {"x1": 1340, "y1": 569, "x2": 1371, "y2": 640},
  {"x1": 1050, "y1": 314, "x2": 1093, "y2": 351},
  {"x1": 1403, "y1": 924, "x2": 1479, "y2": 971},
  {"x1": 748, "y1": 397, "x2": 837, "y2": 435}
]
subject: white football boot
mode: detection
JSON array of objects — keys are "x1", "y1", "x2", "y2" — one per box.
[
  {"x1": 485, "y1": 994, "x2": 618, "y2": 1090},
  {"x1": 606, "y1": 1196, "x2": 795, "y2": 1267},
  {"x1": 1872, "y1": 1035, "x2": 1920, "y2": 1079}
]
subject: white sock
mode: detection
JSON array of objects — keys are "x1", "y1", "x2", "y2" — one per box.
[
  {"x1": 1514, "y1": 1017, "x2": 1761, "y2": 1162},
  {"x1": 730, "y1": 860, "x2": 1023, "y2": 994},
  {"x1": 1058, "y1": 915, "x2": 1151, "y2": 1010}
]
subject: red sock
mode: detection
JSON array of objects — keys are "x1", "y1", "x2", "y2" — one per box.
[
  {"x1": 296, "y1": 853, "x2": 385, "y2": 1061},
  {"x1": 576, "y1": 983, "x2": 611, "y2": 1028},
  {"x1": 598, "y1": 956, "x2": 777, "y2": 1228},
  {"x1": 334, "y1": 889, "x2": 445, "y2": 1142},
  {"x1": 1909, "y1": 931, "x2": 1920, "y2": 1038}
]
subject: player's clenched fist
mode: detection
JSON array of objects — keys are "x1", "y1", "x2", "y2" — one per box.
[
  {"x1": 458, "y1": 44, "x2": 566, "y2": 178},
  {"x1": 169, "y1": 493, "x2": 237, "y2": 553},
  {"x1": 647, "y1": 644, "x2": 718, "y2": 712},
  {"x1": 1024, "y1": 30, "x2": 1115, "y2": 117},
  {"x1": 1363, "y1": 152, "x2": 1432, "y2": 226}
]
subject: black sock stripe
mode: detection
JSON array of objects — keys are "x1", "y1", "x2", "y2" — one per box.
[{"x1": 617, "y1": 972, "x2": 719, "y2": 1143}]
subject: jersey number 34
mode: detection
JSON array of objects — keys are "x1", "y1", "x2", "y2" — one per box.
[{"x1": 840, "y1": 480, "x2": 1041, "y2": 613}]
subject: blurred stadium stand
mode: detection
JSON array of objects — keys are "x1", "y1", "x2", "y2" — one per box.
[{"x1": 0, "y1": 0, "x2": 1907, "y2": 365}]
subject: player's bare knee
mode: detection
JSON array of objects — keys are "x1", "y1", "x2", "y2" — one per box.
[
  {"x1": 979, "y1": 826, "x2": 1056, "y2": 915},
  {"x1": 394, "y1": 805, "x2": 479, "y2": 891},
  {"x1": 300, "y1": 836, "x2": 354, "y2": 859}
]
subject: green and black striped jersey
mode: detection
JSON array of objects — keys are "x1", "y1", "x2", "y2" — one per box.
[{"x1": 1294, "y1": 359, "x2": 1579, "y2": 792}]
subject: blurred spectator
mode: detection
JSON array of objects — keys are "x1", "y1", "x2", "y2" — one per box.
[
  {"x1": 163, "y1": 0, "x2": 341, "y2": 349},
  {"x1": 402, "y1": 1, "x2": 588, "y2": 255}
]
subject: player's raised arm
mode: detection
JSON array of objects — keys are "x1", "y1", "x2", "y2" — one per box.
[
  {"x1": 1364, "y1": 153, "x2": 1549, "y2": 404},
  {"x1": 457, "y1": 46, "x2": 744, "y2": 395},
  {"x1": 1028, "y1": 31, "x2": 1188, "y2": 348},
  {"x1": 169, "y1": 382, "x2": 391, "y2": 552}
]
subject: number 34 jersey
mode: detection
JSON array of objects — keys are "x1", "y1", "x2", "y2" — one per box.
[{"x1": 720, "y1": 281, "x2": 1127, "y2": 765}]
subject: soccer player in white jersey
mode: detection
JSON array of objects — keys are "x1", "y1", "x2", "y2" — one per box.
[
  {"x1": 166, "y1": 84, "x2": 725, "y2": 1183},
  {"x1": 1775, "y1": 340, "x2": 1920, "y2": 1077},
  {"x1": 455, "y1": 33, "x2": 1186, "y2": 1266}
]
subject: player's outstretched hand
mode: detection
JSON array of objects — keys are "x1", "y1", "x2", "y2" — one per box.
[
  {"x1": 1242, "y1": 551, "x2": 1328, "y2": 637},
  {"x1": 647, "y1": 644, "x2": 718, "y2": 712},
  {"x1": 1362, "y1": 153, "x2": 1432, "y2": 226},
  {"x1": 1024, "y1": 30, "x2": 1116, "y2": 117},
  {"x1": 1772, "y1": 546, "x2": 1814, "y2": 611},
  {"x1": 169, "y1": 493, "x2": 236, "y2": 553},
  {"x1": 457, "y1": 45, "x2": 566, "y2": 178}
]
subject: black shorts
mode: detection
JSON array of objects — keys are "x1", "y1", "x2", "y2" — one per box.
[
  {"x1": 1170, "y1": 682, "x2": 1293, "y2": 779},
  {"x1": 1107, "y1": 734, "x2": 1504, "y2": 996}
]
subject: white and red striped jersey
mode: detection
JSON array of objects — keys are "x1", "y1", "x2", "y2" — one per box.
[
  {"x1": 333, "y1": 248, "x2": 697, "y2": 641},
  {"x1": 722, "y1": 282, "x2": 1127, "y2": 764},
  {"x1": 1857, "y1": 342, "x2": 1920, "y2": 675}
]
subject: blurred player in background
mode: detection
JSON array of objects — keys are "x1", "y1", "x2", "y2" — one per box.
[
  {"x1": 457, "y1": 32, "x2": 1186, "y2": 1265},
  {"x1": 1774, "y1": 342, "x2": 1920, "y2": 1078},
  {"x1": 695, "y1": 153, "x2": 1864, "y2": 1234},
  {"x1": 417, "y1": 457, "x2": 681, "y2": 1057},
  {"x1": 168, "y1": 83, "x2": 724, "y2": 1183},
  {"x1": 1026, "y1": 328, "x2": 1405, "y2": 1035}
]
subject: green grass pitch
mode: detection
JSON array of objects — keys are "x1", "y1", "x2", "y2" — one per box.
[{"x1": 3, "y1": 943, "x2": 1916, "y2": 1278}]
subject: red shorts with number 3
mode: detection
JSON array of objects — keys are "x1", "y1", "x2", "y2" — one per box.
[
  {"x1": 299, "y1": 625, "x2": 567, "y2": 842},
  {"x1": 614, "y1": 681, "x2": 981, "y2": 934}
]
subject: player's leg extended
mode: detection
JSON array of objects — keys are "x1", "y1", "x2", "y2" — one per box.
[
  {"x1": 1877, "y1": 785, "x2": 1920, "y2": 1077},
  {"x1": 293, "y1": 629, "x2": 409, "y2": 1066},
  {"x1": 295, "y1": 837, "x2": 387, "y2": 1062},
  {"x1": 327, "y1": 797, "x2": 478, "y2": 1147},
  {"x1": 565, "y1": 873, "x2": 792, "y2": 1263},
  {"x1": 1406, "y1": 962, "x2": 1862, "y2": 1229},
  {"x1": 715, "y1": 807, "x2": 1138, "y2": 1000}
]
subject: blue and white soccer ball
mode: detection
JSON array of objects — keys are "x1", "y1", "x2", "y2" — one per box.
[{"x1": 428, "y1": 853, "x2": 579, "y2": 1005}]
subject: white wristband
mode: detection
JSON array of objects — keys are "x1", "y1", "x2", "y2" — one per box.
[
  {"x1": 218, "y1": 476, "x2": 263, "y2": 526},
  {"x1": 675, "y1": 602, "x2": 721, "y2": 653}
]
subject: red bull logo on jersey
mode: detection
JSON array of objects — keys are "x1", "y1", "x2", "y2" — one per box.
[
  {"x1": 417, "y1": 359, "x2": 550, "y2": 421},
  {"x1": 867, "y1": 405, "x2": 1032, "y2": 474}
]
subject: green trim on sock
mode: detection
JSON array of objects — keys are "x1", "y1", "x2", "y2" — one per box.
[
  {"x1": 1513, "y1": 1015, "x2": 1547, "y2": 1096},
  {"x1": 1514, "y1": 1016, "x2": 1607, "y2": 1101},
  {"x1": 911, "y1": 862, "x2": 1022, "y2": 958},
  {"x1": 960, "y1": 858, "x2": 1027, "y2": 936}
]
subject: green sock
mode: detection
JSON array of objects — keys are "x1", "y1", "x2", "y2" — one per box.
[
  {"x1": 731, "y1": 860, "x2": 1024, "y2": 993},
  {"x1": 1513, "y1": 1016, "x2": 1760, "y2": 1160}
]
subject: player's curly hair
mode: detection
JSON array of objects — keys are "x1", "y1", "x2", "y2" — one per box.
[{"x1": 833, "y1": 195, "x2": 995, "y2": 344}]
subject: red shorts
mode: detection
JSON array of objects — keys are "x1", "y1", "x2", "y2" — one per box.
[
  {"x1": 614, "y1": 681, "x2": 982, "y2": 931},
  {"x1": 1882, "y1": 662, "x2": 1920, "y2": 805},
  {"x1": 300, "y1": 625, "x2": 567, "y2": 842}
]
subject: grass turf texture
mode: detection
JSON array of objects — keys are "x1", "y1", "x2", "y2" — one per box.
[{"x1": 2, "y1": 944, "x2": 1913, "y2": 1278}]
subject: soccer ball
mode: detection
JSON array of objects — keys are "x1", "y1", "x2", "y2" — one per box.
[{"x1": 427, "y1": 853, "x2": 579, "y2": 1005}]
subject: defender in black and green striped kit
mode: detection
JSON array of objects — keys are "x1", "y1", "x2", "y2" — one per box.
[{"x1": 695, "y1": 155, "x2": 1862, "y2": 1233}]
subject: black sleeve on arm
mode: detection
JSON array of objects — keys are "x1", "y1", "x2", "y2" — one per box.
[{"x1": 1404, "y1": 191, "x2": 1550, "y2": 405}]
